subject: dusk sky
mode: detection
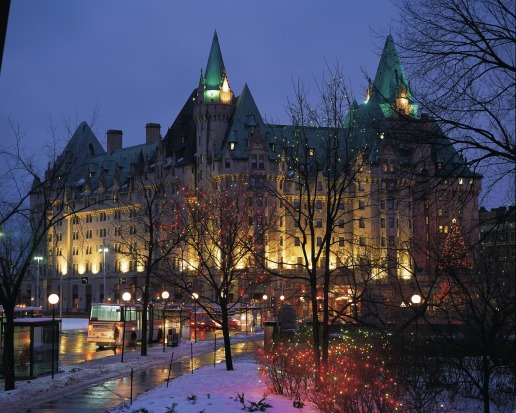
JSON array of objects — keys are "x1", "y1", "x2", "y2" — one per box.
[
  {"x1": 0, "y1": 1, "x2": 508, "y2": 208},
  {"x1": 1, "y1": 1, "x2": 397, "y2": 147}
]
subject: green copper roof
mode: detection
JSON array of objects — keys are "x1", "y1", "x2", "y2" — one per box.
[
  {"x1": 204, "y1": 31, "x2": 225, "y2": 91},
  {"x1": 370, "y1": 35, "x2": 413, "y2": 105},
  {"x1": 224, "y1": 84, "x2": 266, "y2": 158},
  {"x1": 54, "y1": 121, "x2": 106, "y2": 185}
]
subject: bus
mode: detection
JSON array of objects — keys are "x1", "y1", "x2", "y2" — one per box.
[
  {"x1": 87, "y1": 303, "x2": 163, "y2": 348},
  {"x1": 0, "y1": 305, "x2": 43, "y2": 324}
]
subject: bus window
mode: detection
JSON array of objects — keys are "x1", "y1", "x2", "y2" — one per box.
[{"x1": 90, "y1": 304, "x2": 121, "y2": 322}]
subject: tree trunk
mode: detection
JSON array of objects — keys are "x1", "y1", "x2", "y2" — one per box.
[
  {"x1": 321, "y1": 275, "x2": 330, "y2": 367},
  {"x1": 3, "y1": 308, "x2": 15, "y2": 390},
  {"x1": 140, "y1": 269, "x2": 152, "y2": 357},
  {"x1": 220, "y1": 302, "x2": 234, "y2": 371},
  {"x1": 310, "y1": 282, "x2": 321, "y2": 387},
  {"x1": 482, "y1": 352, "x2": 490, "y2": 413}
]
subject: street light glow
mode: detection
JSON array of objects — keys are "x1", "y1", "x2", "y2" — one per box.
[{"x1": 48, "y1": 293, "x2": 59, "y2": 305}]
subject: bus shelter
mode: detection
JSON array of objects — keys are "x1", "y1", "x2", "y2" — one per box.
[
  {"x1": 0, "y1": 318, "x2": 60, "y2": 379},
  {"x1": 163, "y1": 307, "x2": 191, "y2": 344}
]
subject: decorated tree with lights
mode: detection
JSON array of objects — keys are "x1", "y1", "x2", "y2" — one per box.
[
  {"x1": 261, "y1": 65, "x2": 379, "y2": 381},
  {"x1": 258, "y1": 330, "x2": 402, "y2": 412},
  {"x1": 438, "y1": 218, "x2": 473, "y2": 271},
  {"x1": 411, "y1": 215, "x2": 515, "y2": 413}
]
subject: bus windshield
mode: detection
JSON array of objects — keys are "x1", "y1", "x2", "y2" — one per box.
[{"x1": 90, "y1": 304, "x2": 122, "y2": 322}]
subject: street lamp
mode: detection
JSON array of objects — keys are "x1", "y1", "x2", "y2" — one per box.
[
  {"x1": 262, "y1": 294, "x2": 268, "y2": 328},
  {"x1": 98, "y1": 241, "x2": 109, "y2": 303},
  {"x1": 161, "y1": 290, "x2": 169, "y2": 352},
  {"x1": 48, "y1": 293, "x2": 59, "y2": 379},
  {"x1": 192, "y1": 293, "x2": 199, "y2": 343},
  {"x1": 121, "y1": 292, "x2": 131, "y2": 363},
  {"x1": 33, "y1": 256, "x2": 43, "y2": 307},
  {"x1": 411, "y1": 294, "x2": 422, "y2": 335}
]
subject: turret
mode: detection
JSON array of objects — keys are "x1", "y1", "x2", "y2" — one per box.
[
  {"x1": 370, "y1": 35, "x2": 418, "y2": 118},
  {"x1": 194, "y1": 31, "x2": 235, "y2": 184}
]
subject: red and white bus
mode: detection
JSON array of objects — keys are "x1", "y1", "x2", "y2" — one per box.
[{"x1": 87, "y1": 303, "x2": 162, "y2": 348}]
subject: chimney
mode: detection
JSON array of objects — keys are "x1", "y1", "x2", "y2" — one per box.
[
  {"x1": 146, "y1": 123, "x2": 161, "y2": 144},
  {"x1": 107, "y1": 129, "x2": 123, "y2": 154}
]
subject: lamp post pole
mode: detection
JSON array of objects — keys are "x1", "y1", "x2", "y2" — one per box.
[
  {"x1": 48, "y1": 293, "x2": 59, "y2": 379},
  {"x1": 99, "y1": 241, "x2": 109, "y2": 303},
  {"x1": 162, "y1": 291, "x2": 169, "y2": 352},
  {"x1": 411, "y1": 294, "x2": 422, "y2": 335},
  {"x1": 121, "y1": 292, "x2": 131, "y2": 363},
  {"x1": 34, "y1": 256, "x2": 43, "y2": 307},
  {"x1": 192, "y1": 293, "x2": 198, "y2": 343},
  {"x1": 262, "y1": 294, "x2": 268, "y2": 328}
]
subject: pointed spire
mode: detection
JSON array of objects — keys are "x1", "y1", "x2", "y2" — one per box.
[
  {"x1": 371, "y1": 35, "x2": 414, "y2": 110},
  {"x1": 204, "y1": 30, "x2": 226, "y2": 91}
]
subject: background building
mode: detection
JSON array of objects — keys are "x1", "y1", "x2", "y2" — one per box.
[{"x1": 27, "y1": 33, "x2": 480, "y2": 321}]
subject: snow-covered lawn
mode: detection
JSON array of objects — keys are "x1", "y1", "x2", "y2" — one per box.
[{"x1": 109, "y1": 360, "x2": 316, "y2": 413}]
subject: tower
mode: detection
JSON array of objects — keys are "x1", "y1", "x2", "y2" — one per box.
[{"x1": 194, "y1": 31, "x2": 235, "y2": 184}]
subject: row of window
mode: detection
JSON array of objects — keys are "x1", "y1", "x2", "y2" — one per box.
[
  {"x1": 68, "y1": 261, "x2": 138, "y2": 275},
  {"x1": 71, "y1": 209, "x2": 137, "y2": 225},
  {"x1": 55, "y1": 226, "x2": 136, "y2": 243},
  {"x1": 287, "y1": 235, "x2": 397, "y2": 248}
]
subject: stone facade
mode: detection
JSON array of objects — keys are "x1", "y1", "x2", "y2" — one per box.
[{"x1": 26, "y1": 33, "x2": 480, "y2": 322}]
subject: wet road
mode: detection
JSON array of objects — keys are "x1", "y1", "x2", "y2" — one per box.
[
  {"x1": 59, "y1": 328, "x2": 224, "y2": 366},
  {"x1": 18, "y1": 339, "x2": 261, "y2": 412}
]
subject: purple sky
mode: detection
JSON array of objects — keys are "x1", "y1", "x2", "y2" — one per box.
[
  {"x1": 0, "y1": 1, "x2": 509, "y2": 208},
  {"x1": 1, "y1": 1, "x2": 397, "y2": 146}
]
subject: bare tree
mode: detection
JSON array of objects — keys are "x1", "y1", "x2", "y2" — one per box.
[
  {"x1": 393, "y1": 0, "x2": 515, "y2": 204},
  {"x1": 264, "y1": 65, "x2": 376, "y2": 377},
  {"x1": 0, "y1": 121, "x2": 91, "y2": 390},
  {"x1": 111, "y1": 143, "x2": 185, "y2": 356},
  {"x1": 171, "y1": 177, "x2": 273, "y2": 371}
]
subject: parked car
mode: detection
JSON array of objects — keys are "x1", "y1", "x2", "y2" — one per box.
[{"x1": 191, "y1": 317, "x2": 217, "y2": 331}]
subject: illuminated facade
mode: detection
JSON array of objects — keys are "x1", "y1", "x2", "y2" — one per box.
[{"x1": 26, "y1": 33, "x2": 480, "y2": 319}]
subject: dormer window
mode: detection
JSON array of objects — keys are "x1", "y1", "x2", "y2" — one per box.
[
  {"x1": 230, "y1": 142, "x2": 235, "y2": 151},
  {"x1": 308, "y1": 148, "x2": 315, "y2": 157},
  {"x1": 437, "y1": 162, "x2": 443, "y2": 170}
]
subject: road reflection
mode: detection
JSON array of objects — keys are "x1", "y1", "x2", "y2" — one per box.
[{"x1": 59, "y1": 328, "x2": 238, "y2": 366}]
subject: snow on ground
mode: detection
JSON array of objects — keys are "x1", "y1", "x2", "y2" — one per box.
[
  {"x1": 61, "y1": 317, "x2": 89, "y2": 330},
  {"x1": 0, "y1": 319, "x2": 314, "y2": 413},
  {"x1": 109, "y1": 360, "x2": 316, "y2": 413}
]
